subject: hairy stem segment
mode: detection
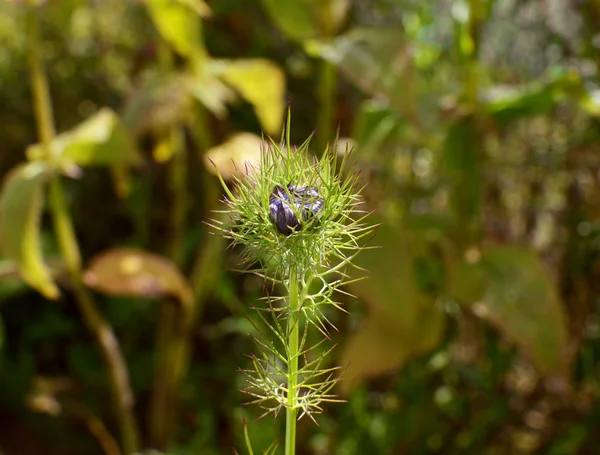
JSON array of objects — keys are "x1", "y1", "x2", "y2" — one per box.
[
  {"x1": 28, "y1": 6, "x2": 139, "y2": 454},
  {"x1": 285, "y1": 268, "x2": 300, "y2": 455}
]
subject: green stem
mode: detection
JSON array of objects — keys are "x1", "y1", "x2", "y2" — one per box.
[
  {"x1": 316, "y1": 56, "x2": 337, "y2": 154},
  {"x1": 187, "y1": 101, "x2": 222, "y2": 312},
  {"x1": 148, "y1": 74, "x2": 221, "y2": 448},
  {"x1": 148, "y1": 41, "x2": 189, "y2": 449},
  {"x1": 27, "y1": 6, "x2": 54, "y2": 160},
  {"x1": 149, "y1": 300, "x2": 187, "y2": 449},
  {"x1": 167, "y1": 127, "x2": 187, "y2": 264},
  {"x1": 464, "y1": 0, "x2": 483, "y2": 108},
  {"x1": 285, "y1": 268, "x2": 300, "y2": 455},
  {"x1": 67, "y1": 402, "x2": 122, "y2": 455},
  {"x1": 192, "y1": 102, "x2": 214, "y2": 153},
  {"x1": 148, "y1": 126, "x2": 188, "y2": 449},
  {"x1": 27, "y1": 6, "x2": 139, "y2": 454},
  {"x1": 48, "y1": 178, "x2": 81, "y2": 272}
]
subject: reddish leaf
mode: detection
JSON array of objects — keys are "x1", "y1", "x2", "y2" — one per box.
[{"x1": 84, "y1": 248, "x2": 193, "y2": 306}]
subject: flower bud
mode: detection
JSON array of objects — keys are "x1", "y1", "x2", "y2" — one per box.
[{"x1": 269, "y1": 185, "x2": 324, "y2": 235}]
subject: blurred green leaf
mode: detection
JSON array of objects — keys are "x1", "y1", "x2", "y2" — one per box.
[
  {"x1": 484, "y1": 83, "x2": 556, "y2": 125},
  {"x1": 123, "y1": 73, "x2": 196, "y2": 136},
  {"x1": 578, "y1": 88, "x2": 600, "y2": 117},
  {"x1": 353, "y1": 100, "x2": 404, "y2": 160},
  {"x1": 83, "y1": 247, "x2": 193, "y2": 307},
  {"x1": 261, "y1": 0, "x2": 348, "y2": 41},
  {"x1": 483, "y1": 70, "x2": 582, "y2": 126},
  {"x1": 450, "y1": 246, "x2": 568, "y2": 375},
  {"x1": 341, "y1": 216, "x2": 446, "y2": 393},
  {"x1": 177, "y1": 0, "x2": 212, "y2": 18},
  {"x1": 0, "y1": 162, "x2": 59, "y2": 300},
  {"x1": 260, "y1": 0, "x2": 319, "y2": 42},
  {"x1": 545, "y1": 425, "x2": 587, "y2": 455},
  {"x1": 315, "y1": 28, "x2": 415, "y2": 115},
  {"x1": 188, "y1": 65, "x2": 234, "y2": 118},
  {"x1": 320, "y1": 0, "x2": 350, "y2": 35},
  {"x1": 216, "y1": 59, "x2": 285, "y2": 135},
  {"x1": 145, "y1": 0, "x2": 206, "y2": 58},
  {"x1": 27, "y1": 108, "x2": 142, "y2": 168}
]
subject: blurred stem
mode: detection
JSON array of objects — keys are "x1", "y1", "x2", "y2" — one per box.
[
  {"x1": 169, "y1": 90, "x2": 224, "y2": 449},
  {"x1": 150, "y1": 215, "x2": 225, "y2": 447},
  {"x1": 67, "y1": 402, "x2": 122, "y2": 455},
  {"x1": 149, "y1": 299, "x2": 188, "y2": 449},
  {"x1": 188, "y1": 100, "x2": 223, "y2": 310},
  {"x1": 27, "y1": 1, "x2": 55, "y2": 161},
  {"x1": 190, "y1": 121, "x2": 222, "y2": 298},
  {"x1": 110, "y1": 167, "x2": 132, "y2": 199},
  {"x1": 285, "y1": 268, "x2": 300, "y2": 455},
  {"x1": 167, "y1": 127, "x2": 187, "y2": 264},
  {"x1": 316, "y1": 56, "x2": 337, "y2": 153},
  {"x1": 149, "y1": 45, "x2": 222, "y2": 449},
  {"x1": 193, "y1": 102, "x2": 214, "y2": 153},
  {"x1": 149, "y1": 41, "x2": 189, "y2": 449},
  {"x1": 183, "y1": 102, "x2": 225, "y2": 450},
  {"x1": 48, "y1": 178, "x2": 81, "y2": 273},
  {"x1": 148, "y1": 127, "x2": 188, "y2": 449},
  {"x1": 464, "y1": 0, "x2": 484, "y2": 107},
  {"x1": 27, "y1": 6, "x2": 139, "y2": 454}
]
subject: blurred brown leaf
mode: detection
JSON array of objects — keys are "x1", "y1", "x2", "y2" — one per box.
[{"x1": 83, "y1": 248, "x2": 193, "y2": 306}]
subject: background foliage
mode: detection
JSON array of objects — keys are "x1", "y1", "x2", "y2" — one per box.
[{"x1": 1, "y1": 0, "x2": 600, "y2": 454}]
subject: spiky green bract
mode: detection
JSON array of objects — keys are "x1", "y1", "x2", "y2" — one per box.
[
  {"x1": 210, "y1": 124, "x2": 374, "y2": 432},
  {"x1": 214, "y1": 137, "x2": 370, "y2": 281}
]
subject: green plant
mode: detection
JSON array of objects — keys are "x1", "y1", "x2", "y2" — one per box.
[{"x1": 210, "y1": 113, "x2": 376, "y2": 454}]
